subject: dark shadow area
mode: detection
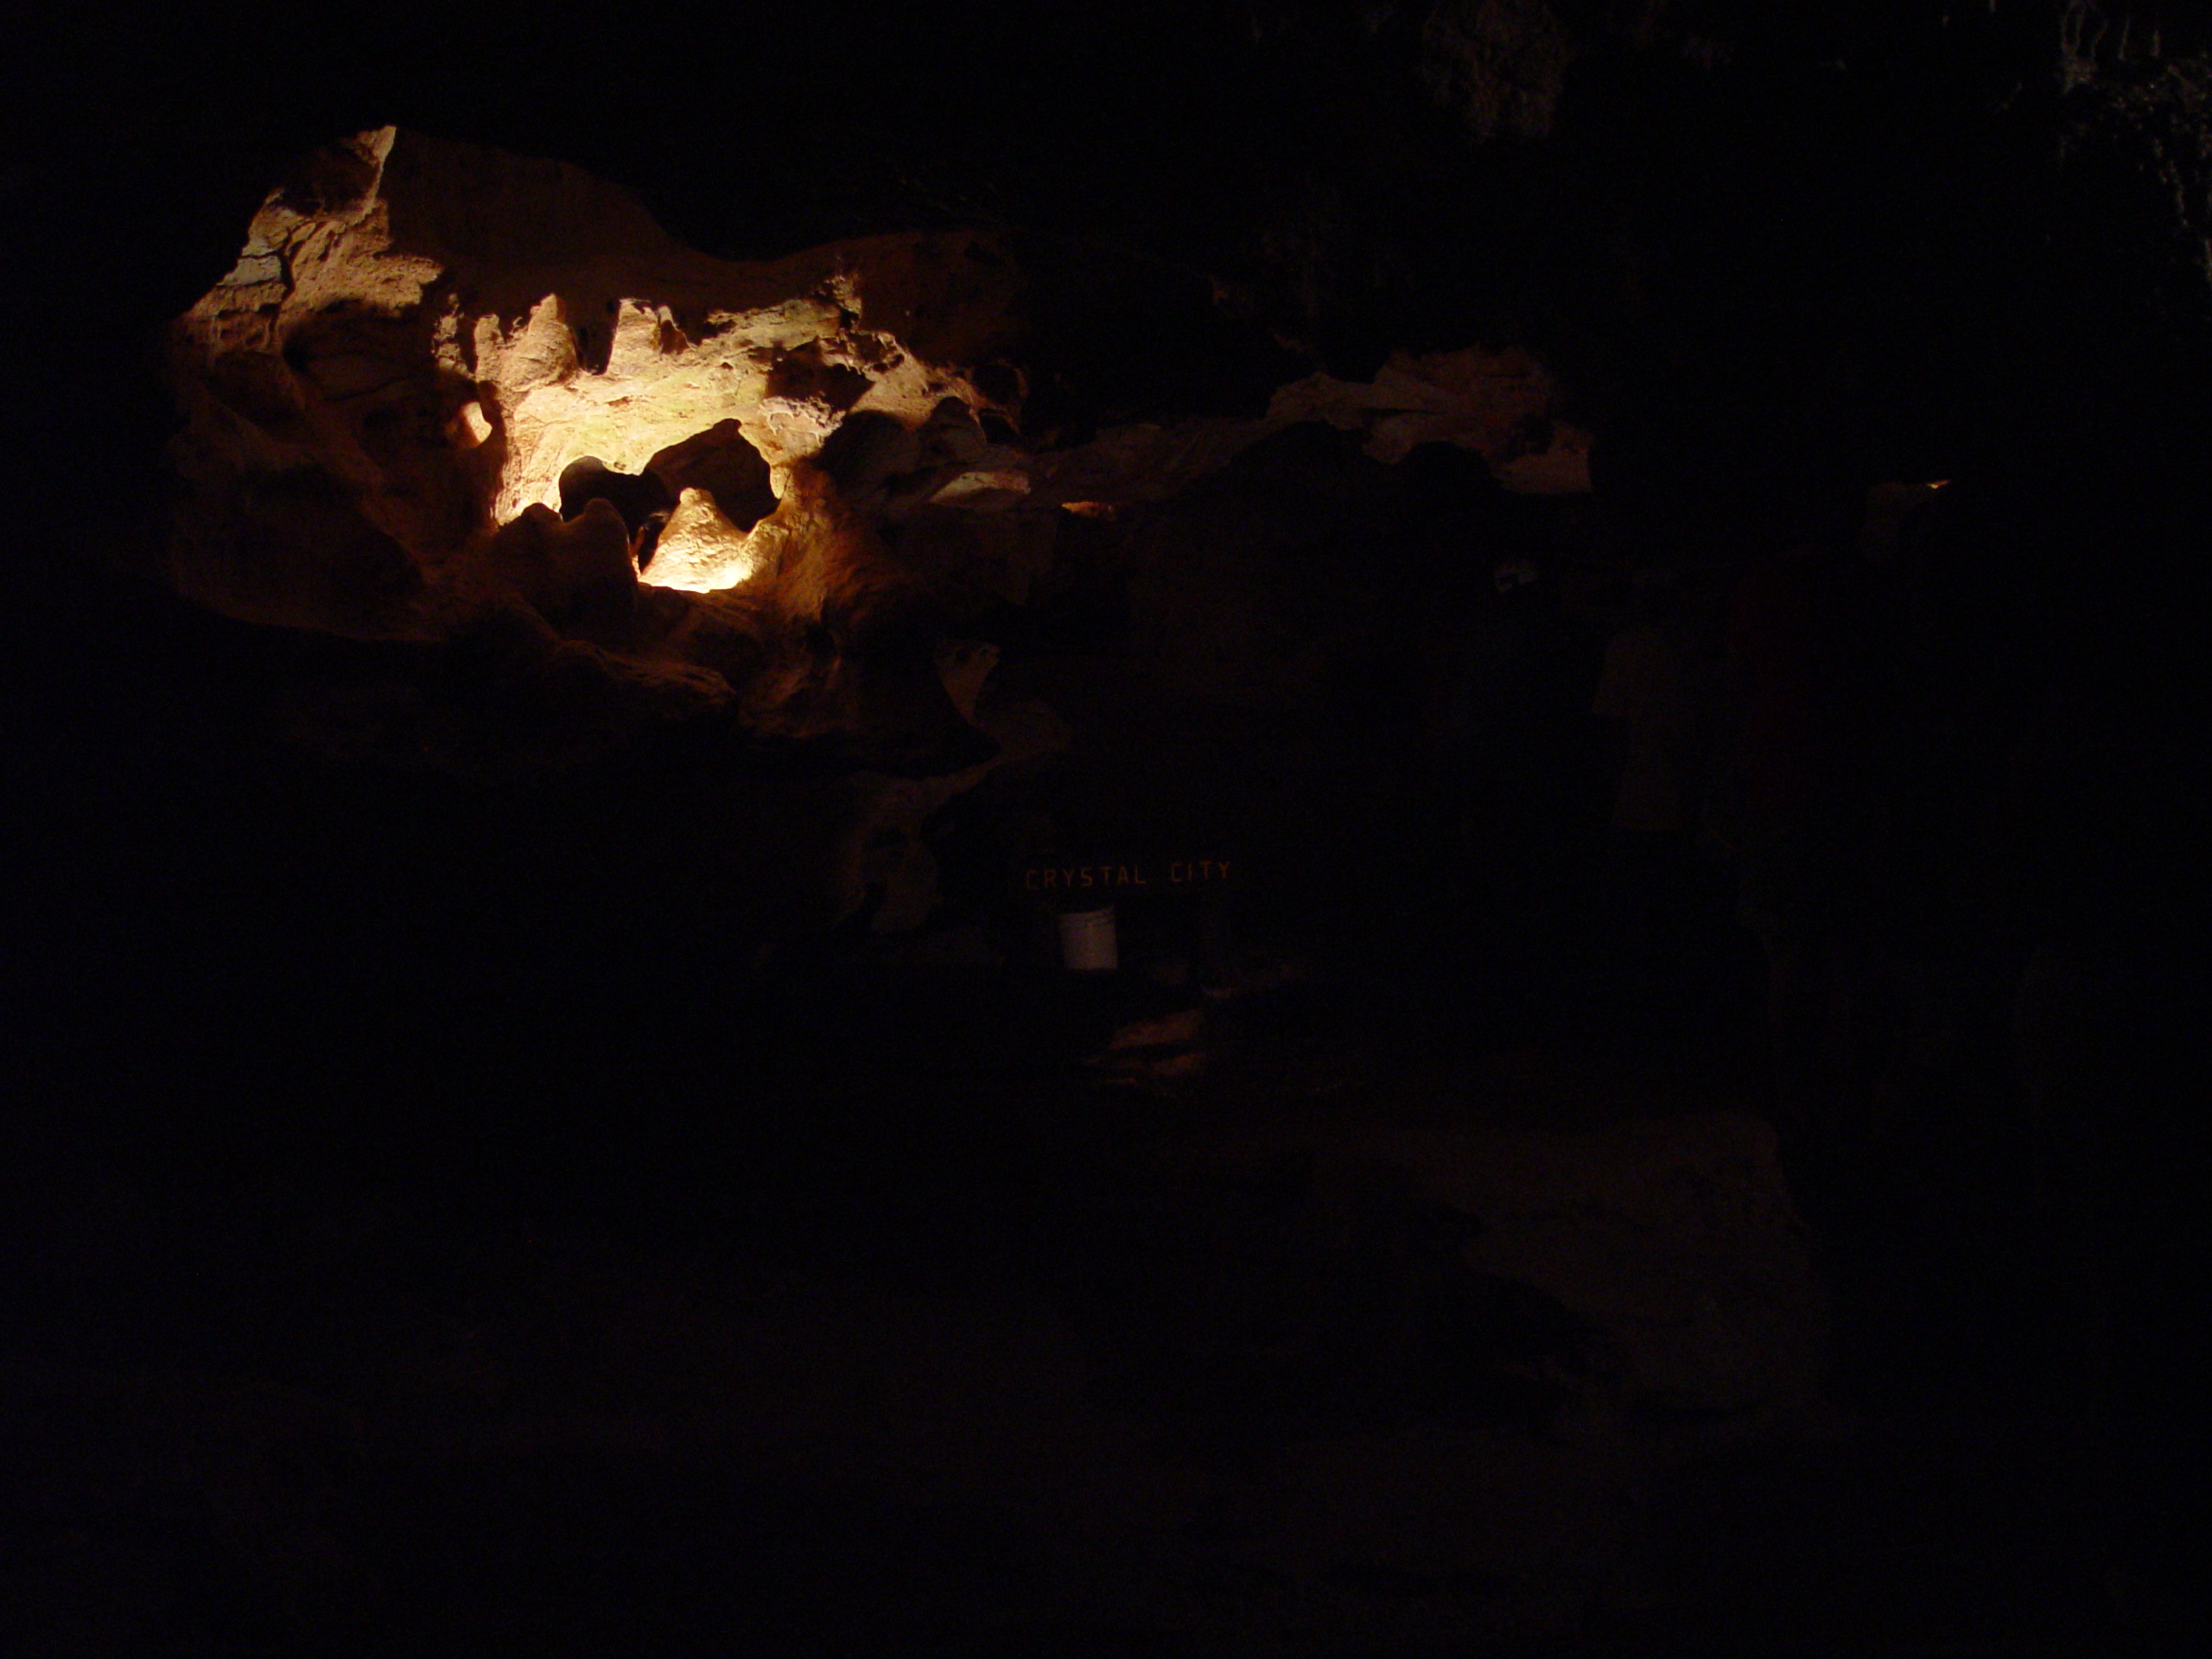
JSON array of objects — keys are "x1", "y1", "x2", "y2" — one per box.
[{"x1": 6, "y1": 424, "x2": 2200, "y2": 1651}]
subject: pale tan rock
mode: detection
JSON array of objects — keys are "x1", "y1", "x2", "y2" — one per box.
[
  {"x1": 170, "y1": 125, "x2": 1592, "y2": 662},
  {"x1": 747, "y1": 462, "x2": 909, "y2": 630},
  {"x1": 646, "y1": 487, "x2": 761, "y2": 594},
  {"x1": 162, "y1": 118, "x2": 1607, "y2": 936},
  {"x1": 162, "y1": 131, "x2": 1133, "y2": 950},
  {"x1": 170, "y1": 125, "x2": 1023, "y2": 637}
]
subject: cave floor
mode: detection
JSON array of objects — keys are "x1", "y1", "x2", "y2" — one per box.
[{"x1": 3, "y1": 955, "x2": 2147, "y2": 1658}]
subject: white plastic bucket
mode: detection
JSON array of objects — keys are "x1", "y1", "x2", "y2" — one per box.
[{"x1": 1058, "y1": 906, "x2": 1119, "y2": 972}]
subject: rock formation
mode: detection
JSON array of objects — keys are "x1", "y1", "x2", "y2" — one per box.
[
  {"x1": 168, "y1": 126, "x2": 1023, "y2": 630},
  {"x1": 160, "y1": 124, "x2": 1596, "y2": 941},
  {"x1": 165, "y1": 124, "x2": 1062, "y2": 804},
  {"x1": 168, "y1": 124, "x2": 1590, "y2": 655}
]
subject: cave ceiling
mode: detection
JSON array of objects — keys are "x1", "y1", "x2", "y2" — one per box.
[
  {"x1": 18, "y1": 0, "x2": 2212, "y2": 787},
  {"x1": 30, "y1": 3, "x2": 2212, "y2": 492}
]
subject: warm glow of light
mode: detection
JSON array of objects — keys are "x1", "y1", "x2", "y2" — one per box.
[
  {"x1": 641, "y1": 486, "x2": 761, "y2": 592},
  {"x1": 451, "y1": 400, "x2": 493, "y2": 448}
]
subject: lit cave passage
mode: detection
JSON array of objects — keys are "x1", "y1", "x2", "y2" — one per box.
[{"x1": 7, "y1": 9, "x2": 2205, "y2": 1656}]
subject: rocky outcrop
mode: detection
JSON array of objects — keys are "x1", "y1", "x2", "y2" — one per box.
[
  {"x1": 158, "y1": 124, "x2": 1594, "y2": 943},
  {"x1": 170, "y1": 126, "x2": 1592, "y2": 643},
  {"x1": 164, "y1": 124, "x2": 1064, "y2": 812},
  {"x1": 168, "y1": 125, "x2": 1025, "y2": 635}
]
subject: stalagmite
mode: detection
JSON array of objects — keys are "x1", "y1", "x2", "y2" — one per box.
[{"x1": 646, "y1": 486, "x2": 762, "y2": 594}]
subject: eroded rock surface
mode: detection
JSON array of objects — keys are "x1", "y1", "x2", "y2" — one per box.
[
  {"x1": 159, "y1": 125, "x2": 1593, "y2": 947},
  {"x1": 169, "y1": 127, "x2": 1024, "y2": 624},
  {"x1": 169, "y1": 125, "x2": 1589, "y2": 644},
  {"x1": 166, "y1": 126, "x2": 1049, "y2": 801}
]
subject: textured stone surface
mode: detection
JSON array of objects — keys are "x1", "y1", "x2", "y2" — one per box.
[
  {"x1": 156, "y1": 124, "x2": 1599, "y2": 944},
  {"x1": 646, "y1": 488, "x2": 763, "y2": 594},
  {"x1": 160, "y1": 124, "x2": 1065, "y2": 842},
  {"x1": 169, "y1": 125, "x2": 1025, "y2": 636},
  {"x1": 169, "y1": 128, "x2": 1591, "y2": 639}
]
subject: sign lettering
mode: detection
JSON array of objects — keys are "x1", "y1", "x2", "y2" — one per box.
[{"x1": 1022, "y1": 858, "x2": 1235, "y2": 893}]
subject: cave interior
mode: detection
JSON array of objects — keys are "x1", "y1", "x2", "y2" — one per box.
[{"x1": 3, "y1": 3, "x2": 2206, "y2": 1653}]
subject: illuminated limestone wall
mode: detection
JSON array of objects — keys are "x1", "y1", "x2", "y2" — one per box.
[
  {"x1": 162, "y1": 123, "x2": 1596, "y2": 822},
  {"x1": 168, "y1": 126, "x2": 1026, "y2": 632},
  {"x1": 168, "y1": 125, "x2": 1592, "y2": 639}
]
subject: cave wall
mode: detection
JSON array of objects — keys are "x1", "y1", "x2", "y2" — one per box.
[
  {"x1": 5, "y1": 18, "x2": 2204, "y2": 1648},
  {"x1": 12, "y1": 0, "x2": 2206, "y2": 993}
]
